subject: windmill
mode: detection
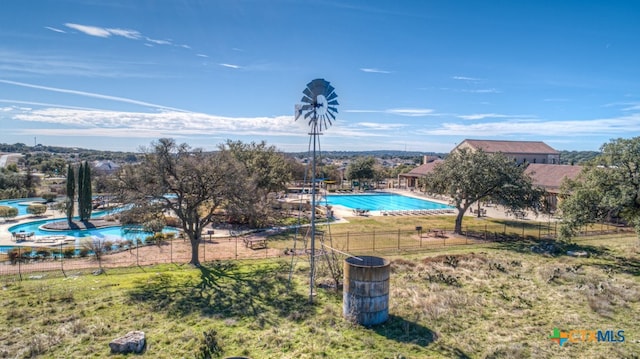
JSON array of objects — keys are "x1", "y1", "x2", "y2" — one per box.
[{"x1": 295, "y1": 79, "x2": 339, "y2": 302}]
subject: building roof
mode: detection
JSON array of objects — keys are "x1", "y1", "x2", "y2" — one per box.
[
  {"x1": 399, "y1": 159, "x2": 443, "y2": 178},
  {"x1": 524, "y1": 163, "x2": 583, "y2": 192},
  {"x1": 458, "y1": 139, "x2": 560, "y2": 155}
]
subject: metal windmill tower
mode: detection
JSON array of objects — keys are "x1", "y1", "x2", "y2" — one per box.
[{"x1": 295, "y1": 78, "x2": 339, "y2": 302}]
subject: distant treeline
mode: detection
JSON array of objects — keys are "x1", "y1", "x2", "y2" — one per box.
[
  {"x1": 288, "y1": 150, "x2": 445, "y2": 159},
  {"x1": 0, "y1": 143, "x2": 139, "y2": 162},
  {"x1": 559, "y1": 150, "x2": 600, "y2": 165},
  {"x1": 2, "y1": 142, "x2": 599, "y2": 165}
]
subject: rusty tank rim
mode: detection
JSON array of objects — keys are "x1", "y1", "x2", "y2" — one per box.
[{"x1": 345, "y1": 255, "x2": 389, "y2": 268}]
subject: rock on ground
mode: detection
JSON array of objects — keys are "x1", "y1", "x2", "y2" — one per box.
[{"x1": 109, "y1": 331, "x2": 146, "y2": 354}]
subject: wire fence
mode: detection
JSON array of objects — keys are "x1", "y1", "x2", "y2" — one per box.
[
  {"x1": 0, "y1": 236, "x2": 276, "y2": 281},
  {"x1": 0, "y1": 222, "x2": 633, "y2": 281}
]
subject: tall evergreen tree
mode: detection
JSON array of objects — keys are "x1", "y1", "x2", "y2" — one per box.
[
  {"x1": 77, "y1": 162, "x2": 85, "y2": 220},
  {"x1": 75, "y1": 161, "x2": 93, "y2": 221},
  {"x1": 65, "y1": 164, "x2": 75, "y2": 223},
  {"x1": 82, "y1": 162, "x2": 92, "y2": 220}
]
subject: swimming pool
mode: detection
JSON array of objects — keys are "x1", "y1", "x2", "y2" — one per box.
[
  {"x1": 2, "y1": 218, "x2": 178, "y2": 254},
  {"x1": 325, "y1": 193, "x2": 452, "y2": 211}
]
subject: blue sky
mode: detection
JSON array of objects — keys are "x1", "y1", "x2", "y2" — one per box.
[{"x1": 1, "y1": 0, "x2": 639, "y2": 153}]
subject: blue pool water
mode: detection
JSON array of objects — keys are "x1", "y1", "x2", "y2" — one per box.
[
  {"x1": 1, "y1": 198, "x2": 177, "y2": 253},
  {"x1": 1, "y1": 218, "x2": 178, "y2": 254},
  {"x1": 0, "y1": 198, "x2": 45, "y2": 216},
  {"x1": 325, "y1": 193, "x2": 452, "y2": 211},
  {"x1": 8, "y1": 218, "x2": 176, "y2": 239}
]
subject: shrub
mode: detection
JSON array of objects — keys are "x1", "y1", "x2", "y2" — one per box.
[
  {"x1": 41, "y1": 193, "x2": 57, "y2": 203},
  {"x1": 27, "y1": 204, "x2": 47, "y2": 216},
  {"x1": 0, "y1": 206, "x2": 18, "y2": 220},
  {"x1": 144, "y1": 235, "x2": 155, "y2": 245},
  {"x1": 143, "y1": 218, "x2": 166, "y2": 234},
  {"x1": 103, "y1": 241, "x2": 113, "y2": 252},
  {"x1": 62, "y1": 247, "x2": 75, "y2": 258},
  {"x1": 164, "y1": 216, "x2": 182, "y2": 227},
  {"x1": 78, "y1": 248, "x2": 89, "y2": 258},
  {"x1": 153, "y1": 232, "x2": 166, "y2": 245},
  {"x1": 7, "y1": 248, "x2": 20, "y2": 264},
  {"x1": 20, "y1": 247, "x2": 33, "y2": 261},
  {"x1": 198, "y1": 329, "x2": 223, "y2": 359},
  {"x1": 36, "y1": 248, "x2": 51, "y2": 260}
]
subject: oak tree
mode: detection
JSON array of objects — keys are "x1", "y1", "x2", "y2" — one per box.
[
  {"x1": 421, "y1": 149, "x2": 542, "y2": 234},
  {"x1": 113, "y1": 138, "x2": 246, "y2": 266},
  {"x1": 559, "y1": 137, "x2": 640, "y2": 240}
]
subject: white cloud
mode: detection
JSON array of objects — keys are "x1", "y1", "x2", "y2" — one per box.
[
  {"x1": 7, "y1": 106, "x2": 394, "y2": 144},
  {"x1": 386, "y1": 108, "x2": 434, "y2": 117},
  {"x1": 64, "y1": 23, "x2": 184, "y2": 50},
  {"x1": 356, "y1": 122, "x2": 406, "y2": 130},
  {"x1": 345, "y1": 108, "x2": 435, "y2": 117},
  {"x1": 0, "y1": 50, "x2": 116, "y2": 77},
  {"x1": 343, "y1": 109, "x2": 380, "y2": 114},
  {"x1": 0, "y1": 99, "x2": 99, "y2": 111},
  {"x1": 457, "y1": 113, "x2": 520, "y2": 120},
  {"x1": 452, "y1": 76, "x2": 480, "y2": 81},
  {"x1": 422, "y1": 114, "x2": 640, "y2": 137},
  {"x1": 462, "y1": 88, "x2": 500, "y2": 94},
  {"x1": 219, "y1": 63, "x2": 241, "y2": 69},
  {"x1": 106, "y1": 28, "x2": 141, "y2": 40},
  {"x1": 12, "y1": 108, "x2": 298, "y2": 135},
  {"x1": 65, "y1": 23, "x2": 112, "y2": 37},
  {"x1": 0, "y1": 79, "x2": 190, "y2": 112},
  {"x1": 145, "y1": 37, "x2": 172, "y2": 46},
  {"x1": 65, "y1": 23, "x2": 142, "y2": 40},
  {"x1": 196, "y1": 54, "x2": 209, "y2": 58},
  {"x1": 360, "y1": 68, "x2": 391, "y2": 74},
  {"x1": 44, "y1": 26, "x2": 65, "y2": 33}
]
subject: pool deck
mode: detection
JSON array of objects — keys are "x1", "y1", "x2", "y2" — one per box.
[{"x1": 0, "y1": 214, "x2": 73, "y2": 247}]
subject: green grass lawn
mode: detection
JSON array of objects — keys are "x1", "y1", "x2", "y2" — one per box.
[{"x1": 1, "y1": 231, "x2": 639, "y2": 358}]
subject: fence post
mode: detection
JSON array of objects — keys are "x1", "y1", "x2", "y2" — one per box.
[
  {"x1": 170, "y1": 237, "x2": 173, "y2": 264},
  {"x1": 538, "y1": 223, "x2": 541, "y2": 240},
  {"x1": 136, "y1": 241, "x2": 139, "y2": 267},
  {"x1": 60, "y1": 242, "x2": 66, "y2": 278},
  {"x1": 484, "y1": 224, "x2": 487, "y2": 241},
  {"x1": 18, "y1": 246, "x2": 22, "y2": 281},
  {"x1": 347, "y1": 232, "x2": 350, "y2": 252},
  {"x1": 373, "y1": 230, "x2": 376, "y2": 252}
]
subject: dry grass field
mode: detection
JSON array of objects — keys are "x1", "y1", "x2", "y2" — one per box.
[{"x1": 0, "y1": 225, "x2": 638, "y2": 358}]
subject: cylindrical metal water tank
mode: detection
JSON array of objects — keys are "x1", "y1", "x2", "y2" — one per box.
[{"x1": 343, "y1": 255, "x2": 390, "y2": 326}]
